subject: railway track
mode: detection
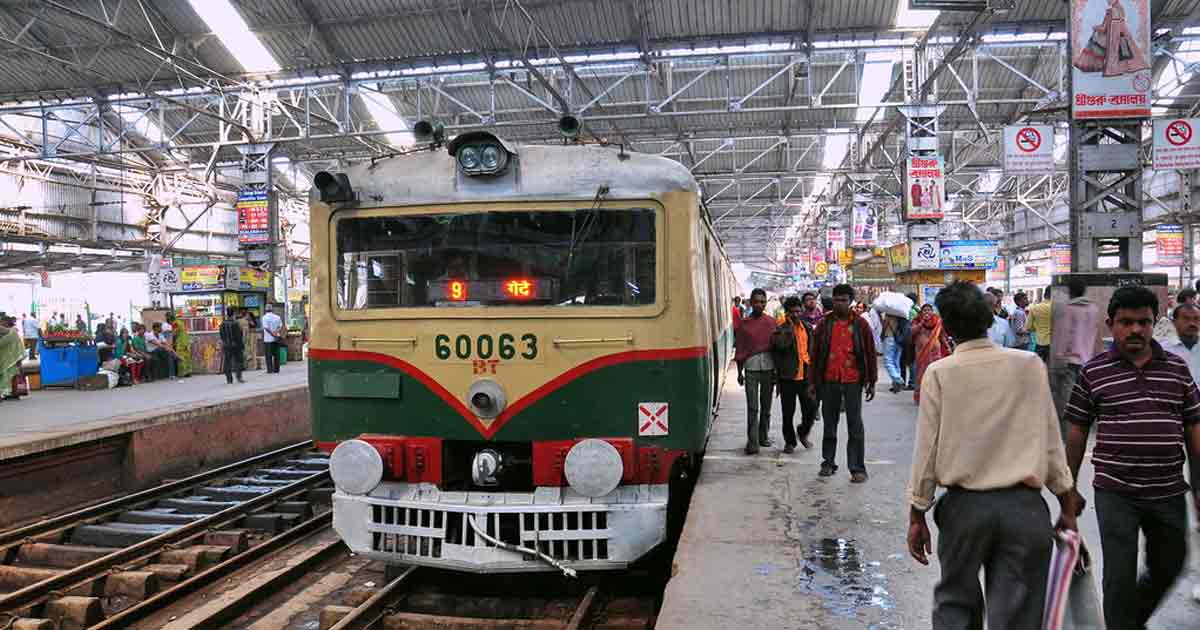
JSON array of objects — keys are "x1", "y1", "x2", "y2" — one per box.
[
  {"x1": 0, "y1": 441, "x2": 332, "y2": 629},
  {"x1": 0, "y1": 441, "x2": 670, "y2": 629}
]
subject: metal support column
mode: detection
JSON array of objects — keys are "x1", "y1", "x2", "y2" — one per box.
[
  {"x1": 236, "y1": 142, "x2": 282, "y2": 318},
  {"x1": 1067, "y1": 121, "x2": 1143, "y2": 271}
]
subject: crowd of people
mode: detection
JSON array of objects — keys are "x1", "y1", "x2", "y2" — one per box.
[
  {"x1": 732, "y1": 279, "x2": 1200, "y2": 629},
  {"x1": 1, "y1": 304, "x2": 289, "y2": 392}
]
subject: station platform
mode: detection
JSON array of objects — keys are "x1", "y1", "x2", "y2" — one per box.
[
  {"x1": 659, "y1": 368, "x2": 1199, "y2": 629},
  {"x1": 0, "y1": 365, "x2": 312, "y2": 527}
]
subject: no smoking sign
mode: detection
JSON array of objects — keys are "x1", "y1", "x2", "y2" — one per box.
[
  {"x1": 1153, "y1": 118, "x2": 1200, "y2": 170},
  {"x1": 1166, "y1": 120, "x2": 1192, "y2": 147},
  {"x1": 1015, "y1": 127, "x2": 1042, "y2": 153}
]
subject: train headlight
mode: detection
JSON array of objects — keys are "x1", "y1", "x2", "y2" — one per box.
[
  {"x1": 329, "y1": 439, "x2": 384, "y2": 495},
  {"x1": 564, "y1": 439, "x2": 623, "y2": 498},
  {"x1": 480, "y1": 145, "x2": 502, "y2": 170},
  {"x1": 471, "y1": 449, "x2": 504, "y2": 487},
  {"x1": 448, "y1": 131, "x2": 514, "y2": 176},
  {"x1": 459, "y1": 146, "x2": 481, "y2": 171},
  {"x1": 467, "y1": 379, "x2": 507, "y2": 418}
]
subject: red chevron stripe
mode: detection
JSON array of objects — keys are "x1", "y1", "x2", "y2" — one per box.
[{"x1": 309, "y1": 346, "x2": 708, "y2": 439}]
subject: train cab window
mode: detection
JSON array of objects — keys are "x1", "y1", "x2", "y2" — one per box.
[{"x1": 335, "y1": 208, "x2": 657, "y2": 309}]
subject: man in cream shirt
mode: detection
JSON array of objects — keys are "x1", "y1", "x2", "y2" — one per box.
[{"x1": 906, "y1": 281, "x2": 1076, "y2": 630}]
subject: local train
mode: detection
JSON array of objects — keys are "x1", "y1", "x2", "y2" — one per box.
[{"x1": 309, "y1": 128, "x2": 736, "y2": 574}]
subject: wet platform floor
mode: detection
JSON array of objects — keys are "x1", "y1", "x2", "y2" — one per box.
[{"x1": 658, "y1": 366, "x2": 1199, "y2": 629}]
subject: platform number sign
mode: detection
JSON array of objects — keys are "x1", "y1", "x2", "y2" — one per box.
[{"x1": 638, "y1": 402, "x2": 669, "y2": 437}]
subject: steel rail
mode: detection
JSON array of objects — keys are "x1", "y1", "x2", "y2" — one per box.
[
  {"x1": 89, "y1": 511, "x2": 340, "y2": 629},
  {"x1": 327, "y1": 566, "x2": 419, "y2": 630},
  {"x1": 563, "y1": 586, "x2": 599, "y2": 630},
  {"x1": 0, "y1": 440, "x2": 315, "y2": 549},
  {"x1": 0, "y1": 469, "x2": 330, "y2": 612}
]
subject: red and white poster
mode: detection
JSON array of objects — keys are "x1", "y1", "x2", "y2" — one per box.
[
  {"x1": 851, "y1": 202, "x2": 878, "y2": 248},
  {"x1": 905, "y1": 156, "x2": 945, "y2": 221},
  {"x1": 1152, "y1": 119, "x2": 1200, "y2": 169},
  {"x1": 1156, "y1": 224, "x2": 1184, "y2": 266},
  {"x1": 825, "y1": 228, "x2": 845, "y2": 262},
  {"x1": 1070, "y1": 0, "x2": 1151, "y2": 119},
  {"x1": 1003, "y1": 125, "x2": 1056, "y2": 175}
]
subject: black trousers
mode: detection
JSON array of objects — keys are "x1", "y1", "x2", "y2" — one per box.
[
  {"x1": 1095, "y1": 490, "x2": 1188, "y2": 629},
  {"x1": 265, "y1": 341, "x2": 282, "y2": 373},
  {"x1": 819, "y1": 383, "x2": 865, "y2": 473},
  {"x1": 223, "y1": 348, "x2": 244, "y2": 383},
  {"x1": 778, "y1": 379, "x2": 818, "y2": 447},
  {"x1": 933, "y1": 486, "x2": 1052, "y2": 630}
]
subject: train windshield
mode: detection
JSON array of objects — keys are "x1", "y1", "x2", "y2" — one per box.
[{"x1": 336, "y1": 207, "x2": 657, "y2": 309}]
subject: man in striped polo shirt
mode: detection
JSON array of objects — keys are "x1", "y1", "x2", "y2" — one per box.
[{"x1": 1062, "y1": 285, "x2": 1200, "y2": 629}]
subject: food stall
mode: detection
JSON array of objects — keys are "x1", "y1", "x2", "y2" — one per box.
[
  {"x1": 38, "y1": 329, "x2": 98, "y2": 388},
  {"x1": 164, "y1": 265, "x2": 270, "y2": 374}
]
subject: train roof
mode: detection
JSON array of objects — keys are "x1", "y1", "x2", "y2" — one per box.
[{"x1": 313, "y1": 141, "x2": 699, "y2": 208}]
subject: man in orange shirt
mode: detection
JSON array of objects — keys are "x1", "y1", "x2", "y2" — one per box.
[{"x1": 771, "y1": 296, "x2": 818, "y2": 453}]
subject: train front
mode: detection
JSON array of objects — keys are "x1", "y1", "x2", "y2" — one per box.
[{"x1": 307, "y1": 132, "x2": 711, "y2": 574}]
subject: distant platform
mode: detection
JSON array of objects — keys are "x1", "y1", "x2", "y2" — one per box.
[{"x1": 0, "y1": 365, "x2": 311, "y2": 527}]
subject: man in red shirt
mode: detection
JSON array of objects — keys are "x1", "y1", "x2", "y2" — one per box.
[
  {"x1": 735, "y1": 288, "x2": 779, "y2": 455},
  {"x1": 810, "y1": 283, "x2": 878, "y2": 482}
]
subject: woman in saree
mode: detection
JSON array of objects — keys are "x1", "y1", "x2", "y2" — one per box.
[
  {"x1": 1074, "y1": 0, "x2": 1150, "y2": 76},
  {"x1": 910, "y1": 303, "x2": 952, "y2": 404},
  {"x1": 0, "y1": 317, "x2": 24, "y2": 399},
  {"x1": 169, "y1": 315, "x2": 193, "y2": 377}
]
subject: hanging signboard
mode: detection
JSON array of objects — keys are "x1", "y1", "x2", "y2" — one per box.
[
  {"x1": 911, "y1": 238, "x2": 941, "y2": 270},
  {"x1": 1003, "y1": 125, "x2": 1056, "y2": 175},
  {"x1": 1052, "y1": 243, "x2": 1073, "y2": 274},
  {"x1": 1156, "y1": 224, "x2": 1185, "y2": 266},
  {"x1": 1152, "y1": 119, "x2": 1200, "y2": 169},
  {"x1": 838, "y1": 249, "x2": 855, "y2": 267},
  {"x1": 904, "y1": 156, "x2": 945, "y2": 220},
  {"x1": 179, "y1": 265, "x2": 225, "y2": 292},
  {"x1": 851, "y1": 202, "x2": 878, "y2": 248},
  {"x1": 939, "y1": 240, "x2": 1000, "y2": 270},
  {"x1": 238, "y1": 267, "x2": 272, "y2": 290},
  {"x1": 237, "y1": 185, "x2": 271, "y2": 246},
  {"x1": 825, "y1": 228, "x2": 845, "y2": 262},
  {"x1": 1070, "y1": 0, "x2": 1152, "y2": 120}
]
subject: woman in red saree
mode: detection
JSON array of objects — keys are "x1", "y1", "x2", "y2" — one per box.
[
  {"x1": 1074, "y1": 0, "x2": 1149, "y2": 77},
  {"x1": 910, "y1": 304, "x2": 951, "y2": 404}
]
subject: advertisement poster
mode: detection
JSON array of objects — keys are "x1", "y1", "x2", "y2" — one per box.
[
  {"x1": 905, "y1": 156, "x2": 945, "y2": 220},
  {"x1": 180, "y1": 265, "x2": 224, "y2": 291},
  {"x1": 826, "y1": 228, "x2": 845, "y2": 262},
  {"x1": 911, "y1": 238, "x2": 941, "y2": 270},
  {"x1": 887, "y1": 243, "x2": 911, "y2": 273},
  {"x1": 1053, "y1": 243, "x2": 1073, "y2": 273},
  {"x1": 1156, "y1": 224, "x2": 1185, "y2": 266},
  {"x1": 1070, "y1": 0, "x2": 1151, "y2": 119},
  {"x1": 1003, "y1": 125, "x2": 1056, "y2": 175},
  {"x1": 939, "y1": 240, "x2": 1000, "y2": 270},
  {"x1": 239, "y1": 267, "x2": 272, "y2": 290},
  {"x1": 237, "y1": 185, "x2": 271, "y2": 246},
  {"x1": 851, "y1": 202, "x2": 878, "y2": 248},
  {"x1": 1152, "y1": 119, "x2": 1200, "y2": 169}
]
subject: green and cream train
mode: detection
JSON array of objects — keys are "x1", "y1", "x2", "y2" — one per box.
[{"x1": 310, "y1": 130, "x2": 736, "y2": 573}]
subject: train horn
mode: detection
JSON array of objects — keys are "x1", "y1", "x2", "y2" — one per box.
[
  {"x1": 558, "y1": 114, "x2": 581, "y2": 138},
  {"x1": 413, "y1": 120, "x2": 444, "y2": 143},
  {"x1": 314, "y1": 171, "x2": 355, "y2": 203}
]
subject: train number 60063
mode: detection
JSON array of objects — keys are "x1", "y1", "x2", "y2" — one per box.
[{"x1": 434, "y1": 334, "x2": 538, "y2": 360}]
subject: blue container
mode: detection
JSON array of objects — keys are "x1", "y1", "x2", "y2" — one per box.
[{"x1": 39, "y1": 341, "x2": 100, "y2": 387}]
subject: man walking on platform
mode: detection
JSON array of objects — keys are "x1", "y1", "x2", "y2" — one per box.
[
  {"x1": 1009, "y1": 291, "x2": 1031, "y2": 350},
  {"x1": 262, "y1": 305, "x2": 285, "y2": 374},
  {"x1": 810, "y1": 284, "x2": 877, "y2": 482},
  {"x1": 1050, "y1": 278, "x2": 1102, "y2": 437},
  {"x1": 1062, "y1": 286, "x2": 1200, "y2": 630},
  {"x1": 734, "y1": 288, "x2": 777, "y2": 455},
  {"x1": 880, "y1": 311, "x2": 909, "y2": 393},
  {"x1": 1028, "y1": 287, "x2": 1053, "y2": 362},
  {"x1": 771, "y1": 297, "x2": 817, "y2": 453},
  {"x1": 799, "y1": 291, "x2": 824, "y2": 328},
  {"x1": 1163, "y1": 302, "x2": 1200, "y2": 381},
  {"x1": 907, "y1": 281, "x2": 1075, "y2": 630},
  {"x1": 219, "y1": 309, "x2": 245, "y2": 384},
  {"x1": 20, "y1": 313, "x2": 37, "y2": 360}
]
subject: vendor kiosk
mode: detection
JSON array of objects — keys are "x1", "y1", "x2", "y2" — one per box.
[
  {"x1": 164, "y1": 265, "x2": 271, "y2": 374},
  {"x1": 38, "y1": 331, "x2": 98, "y2": 388}
]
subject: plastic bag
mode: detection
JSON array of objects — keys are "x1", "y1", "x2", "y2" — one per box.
[
  {"x1": 1044, "y1": 530, "x2": 1106, "y2": 630},
  {"x1": 872, "y1": 291, "x2": 914, "y2": 319}
]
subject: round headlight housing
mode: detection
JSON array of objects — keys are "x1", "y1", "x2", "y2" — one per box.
[
  {"x1": 329, "y1": 439, "x2": 384, "y2": 495},
  {"x1": 459, "y1": 146, "x2": 481, "y2": 170},
  {"x1": 480, "y1": 145, "x2": 502, "y2": 170},
  {"x1": 564, "y1": 439, "x2": 624, "y2": 498}
]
